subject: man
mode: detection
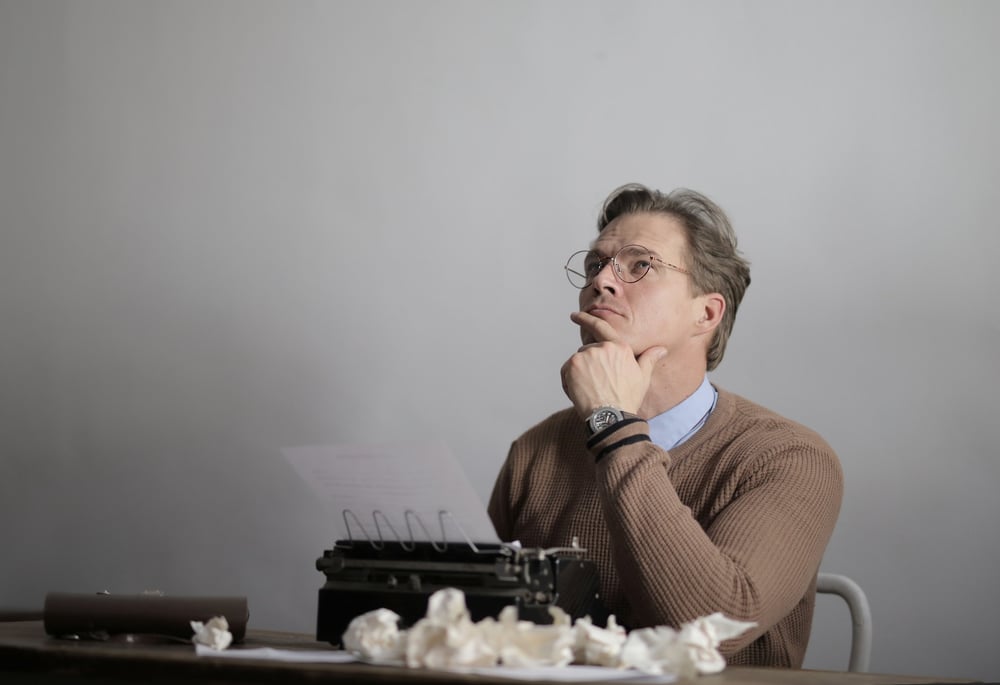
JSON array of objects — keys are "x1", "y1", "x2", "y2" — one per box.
[{"x1": 488, "y1": 183, "x2": 843, "y2": 668}]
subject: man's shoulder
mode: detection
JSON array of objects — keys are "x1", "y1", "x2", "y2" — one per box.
[
  {"x1": 710, "y1": 388, "x2": 844, "y2": 500},
  {"x1": 714, "y1": 387, "x2": 836, "y2": 455}
]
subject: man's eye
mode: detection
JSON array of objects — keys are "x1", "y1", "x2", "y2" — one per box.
[
  {"x1": 630, "y1": 259, "x2": 651, "y2": 274},
  {"x1": 584, "y1": 258, "x2": 605, "y2": 275}
]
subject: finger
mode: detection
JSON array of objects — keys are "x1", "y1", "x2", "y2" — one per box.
[{"x1": 570, "y1": 311, "x2": 622, "y2": 344}]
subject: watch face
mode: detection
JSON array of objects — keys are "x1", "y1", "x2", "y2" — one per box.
[{"x1": 591, "y1": 408, "x2": 621, "y2": 432}]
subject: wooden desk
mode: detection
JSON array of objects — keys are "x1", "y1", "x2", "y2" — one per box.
[{"x1": 0, "y1": 621, "x2": 973, "y2": 685}]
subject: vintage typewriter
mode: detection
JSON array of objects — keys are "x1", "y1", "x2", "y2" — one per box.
[{"x1": 315, "y1": 516, "x2": 608, "y2": 645}]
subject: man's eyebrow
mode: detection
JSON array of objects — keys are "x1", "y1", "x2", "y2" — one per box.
[
  {"x1": 627, "y1": 245, "x2": 666, "y2": 259},
  {"x1": 589, "y1": 244, "x2": 665, "y2": 259}
]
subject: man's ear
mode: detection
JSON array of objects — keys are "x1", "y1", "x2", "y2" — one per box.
[{"x1": 694, "y1": 293, "x2": 725, "y2": 336}]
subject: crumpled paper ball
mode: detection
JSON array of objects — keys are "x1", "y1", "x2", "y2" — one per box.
[
  {"x1": 405, "y1": 588, "x2": 497, "y2": 668},
  {"x1": 620, "y1": 625, "x2": 685, "y2": 676},
  {"x1": 190, "y1": 616, "x2": 233, "y2": 651},
  {"x1": 342, "y1": 607, "x2": 406, "y2": 662},
  {"x1": 487, "y1": 605, "x2": 575, "y2": 667},
  {"x1": 620, "y1": 612, "x2": 758, "y2": 676},
  {"x1": 572, "y1": 614, "x2": 628, "y2": 667},
  {"x1": 676, "y1": 612, "x2": 759, "y2": 675}
]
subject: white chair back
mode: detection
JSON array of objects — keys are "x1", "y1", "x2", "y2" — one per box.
[{"x1": 816, "y1": 572, "x2": 872, "y2": 672}]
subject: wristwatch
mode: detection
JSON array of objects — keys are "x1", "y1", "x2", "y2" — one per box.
[{"x1": 587, "y1": 406, "x2": 625, "y2": 434}]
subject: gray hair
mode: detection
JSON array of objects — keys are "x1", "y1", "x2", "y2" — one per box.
[{"x1": 598, "y1": 183, "x2": 751, "y2": 371}]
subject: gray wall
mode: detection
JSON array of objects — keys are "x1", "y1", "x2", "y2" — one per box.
[{"x1": 1, "y1": 1, "x2": 998, "y2": 679}]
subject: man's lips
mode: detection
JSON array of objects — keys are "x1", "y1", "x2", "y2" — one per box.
[{"x1": 586, "y1": 304, "x2": 624, "y2": 318}]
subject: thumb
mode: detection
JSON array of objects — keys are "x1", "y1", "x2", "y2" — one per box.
[{"x1": 637, "y1": 346, "x2": 668, "y2": 374}]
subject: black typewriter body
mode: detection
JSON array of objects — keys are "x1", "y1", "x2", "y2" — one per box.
[{"x1": 315, "y1": 540, "x2": 608, "y2": 645}]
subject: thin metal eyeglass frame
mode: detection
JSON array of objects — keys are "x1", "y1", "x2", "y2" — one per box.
[{"x1": 564, "y1": 244, "x2": 690, "y2": 289}]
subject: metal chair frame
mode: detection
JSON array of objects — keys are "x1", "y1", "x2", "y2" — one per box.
[{"x1": 816, "y1": 572, "x2": 872, "y2": 672}]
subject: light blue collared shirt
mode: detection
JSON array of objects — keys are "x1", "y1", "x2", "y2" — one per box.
[{"x1": 647, "y1": 375, "x2": 718, "y2": 451}]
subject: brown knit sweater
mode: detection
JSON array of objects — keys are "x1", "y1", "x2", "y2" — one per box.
[{"x1": 487, "y1": 387, "x2": 843, "y2": 668}]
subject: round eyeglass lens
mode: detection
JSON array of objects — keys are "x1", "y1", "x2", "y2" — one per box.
[
  {"x1": 564, "y1": 250, "x2": 596, "y2": 288},
  {"x1": 614, "y1": 245, "x2": 654, "y2": 283}
]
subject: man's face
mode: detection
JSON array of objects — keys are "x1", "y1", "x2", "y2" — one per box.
[{"x1": 578, "y1": 212, "x2": 703, "y2": 357}]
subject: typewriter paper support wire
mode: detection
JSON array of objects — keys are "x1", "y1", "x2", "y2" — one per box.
[{"x1": 340, "y1": 509, "x2": 503, "y2": 555}]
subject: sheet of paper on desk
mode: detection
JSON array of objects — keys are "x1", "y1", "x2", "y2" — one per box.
[
  {"x1": 460, "y1": 665, "x2": 676, "y2": 682},
  {"x1": 282, "y1": 441, "x2": 500, "y2": 544},
  {"x1": 195, "y1": 645, "x2": 358, "y2": 663},
  {"x1": 195, "y1": 646, "x2": 676, "y2": 682}
]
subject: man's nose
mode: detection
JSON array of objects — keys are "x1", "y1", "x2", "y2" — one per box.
[{"x1": 591, "y1": 259, "x2": 619, "y2": 291}]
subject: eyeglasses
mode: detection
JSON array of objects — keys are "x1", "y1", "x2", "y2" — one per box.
[{"x1": 564, "y1": 244, "x2": 690, "y2": 289}]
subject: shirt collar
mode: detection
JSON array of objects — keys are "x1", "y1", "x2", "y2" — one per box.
[{"x1": 648, "y1": 375, "x2": 717, "y2": 451}]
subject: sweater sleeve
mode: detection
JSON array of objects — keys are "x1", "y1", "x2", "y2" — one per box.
[{"x1": 591, "y1": 417, "x2": 843, "y2": 656}]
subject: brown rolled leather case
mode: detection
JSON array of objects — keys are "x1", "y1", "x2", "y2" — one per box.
[{"x1": 43, "y1": 593, "x2": 249, "y2": 642}]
